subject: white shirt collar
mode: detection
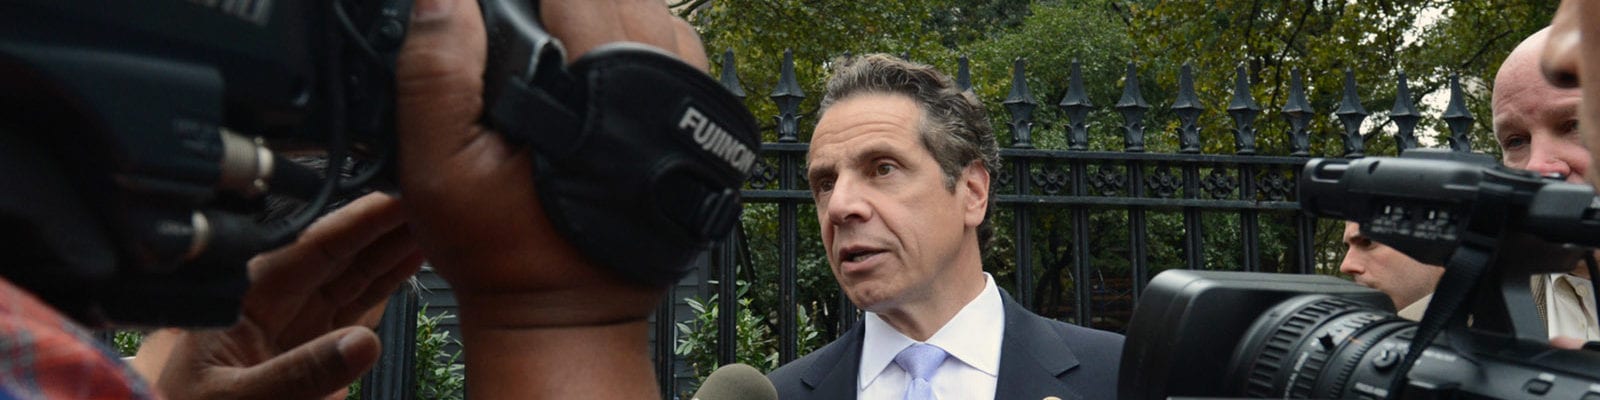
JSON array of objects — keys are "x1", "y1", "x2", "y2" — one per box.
[
  {"x1": 858, "y1": 273, "x2": 1005, "y2": 390},
  {"x1": 1545, "y1": 273, "x2": 1599, "y2": 340}
]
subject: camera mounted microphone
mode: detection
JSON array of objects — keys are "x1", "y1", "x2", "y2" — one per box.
[{"x1": 692, "y1": 363, "x2": 779, "y2": 400}]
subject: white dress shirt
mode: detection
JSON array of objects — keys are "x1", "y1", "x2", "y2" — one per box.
[
  {"x1": 858, "y1": 273, "x2": 1005, "y2": 400},
  {"x1": 1543, "y1": 273, "x2": 1600, "y2": 340}
]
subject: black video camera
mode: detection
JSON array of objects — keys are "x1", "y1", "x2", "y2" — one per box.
[
  {"x1": 0, "y1": 0, "x2": 757, "y2": 328},
  {"x1": 1120, "y1": 149, "x2": 1600, "y2": 399}
]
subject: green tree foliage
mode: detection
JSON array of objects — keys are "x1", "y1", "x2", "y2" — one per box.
[
  {"x1": 687, "y1": 1, "x2": 959, "y2": 142},
  {"x1": 1113, "y1": 0, "x2": 1554, "y2": 269},
  {"x1": 681, "y1": 0, "x2": 1556, "y2": 350}
]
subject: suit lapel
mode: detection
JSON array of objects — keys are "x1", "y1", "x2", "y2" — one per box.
[
  {"x1": 801, "y1": 322, "x2": 864, "y2": 399},
  {"x1": 994, "y1": 290, "x2": 1083, "y2": 400}
]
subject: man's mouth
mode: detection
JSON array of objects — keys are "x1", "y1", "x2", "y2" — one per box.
[{"x1": 840, "y1": 248, "x2": 887, "y2": 264}]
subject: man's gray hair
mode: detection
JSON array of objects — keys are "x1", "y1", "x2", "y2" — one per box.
[{"x1": 818, "y1": 53, "x2": 1001, "y2": 247}]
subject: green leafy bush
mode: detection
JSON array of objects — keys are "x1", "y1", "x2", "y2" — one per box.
[
  {"x1": 346, "y1": 305, "x2": 465, "y2": 400},
  {"x1": 675, "y1": 286, "x2": 822, "y2": 397}
]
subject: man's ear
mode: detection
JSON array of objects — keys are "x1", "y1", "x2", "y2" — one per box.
[{"x1": 960, "y1": 161, "x2": 990, "y2": 228}]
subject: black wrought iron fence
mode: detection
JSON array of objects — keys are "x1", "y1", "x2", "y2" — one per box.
[
  {"x1": 331, "y1": 49, "x2": 1485, "y2": 399},
  {"x1": 656, "y1": 49, "x2": 1483, "y2": 398}
]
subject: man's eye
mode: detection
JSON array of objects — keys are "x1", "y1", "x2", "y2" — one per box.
[
  {"x1": 875, "y1": 163, "x2": 896, "y2": 176},
  {"x1": 1564, "y1": 120, "x2": 1581, "y2": 134},
  {"x1": 814, "y1": 180, "x2": 834, "y2": 193},
  {"x1": 1503, "y1": 135, "x2": 1530, "y2": 149}
]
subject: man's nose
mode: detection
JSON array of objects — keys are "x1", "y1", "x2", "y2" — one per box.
[
  {"x1": 825, "y1": 176, "x2": 872, "y2": 226},
  {"x1": 1340, "y1": 256, "x2": 1364, "y2": 275},
  {"x1": 1525, "y1": 140, "x2": 1575, "y2": 178}
]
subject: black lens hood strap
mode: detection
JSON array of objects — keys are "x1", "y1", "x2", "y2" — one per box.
[{"x1": 480, "y1": 3, "x2": 759, "y2": 286}]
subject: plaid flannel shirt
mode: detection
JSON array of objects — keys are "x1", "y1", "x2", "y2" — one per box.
[{"x1": 0, "y1": 277, "x2": 156, "y2": 399}]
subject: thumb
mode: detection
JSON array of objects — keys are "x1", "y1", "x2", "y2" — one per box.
[{"x1": 233, "y1": 326, "x2": 382, "y2": 399}]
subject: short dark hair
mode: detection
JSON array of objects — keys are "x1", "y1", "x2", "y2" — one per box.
[{"x1": 818, "y1": 54, "x2": 1000, "y2": 247}]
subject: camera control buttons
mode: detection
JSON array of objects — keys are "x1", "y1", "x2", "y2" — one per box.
[
  {"x1": 1523, "y1": 374, "x2": 1555, "y2": 395},
  {"x1": 1371, "y1": 349, "x2": 1399, "y2": 371}
]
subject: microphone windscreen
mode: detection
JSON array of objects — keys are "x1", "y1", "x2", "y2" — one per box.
[{"x1": 691, "y1": 363, "x2": 778, "y2": 400}]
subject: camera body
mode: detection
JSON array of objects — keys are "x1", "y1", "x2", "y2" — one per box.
[
  {"x1": 0, "y1": 0, "x2": 759, "y2": 327},
  {"x1": 1121, "y1": 270, "x2": 1600, "y2": 399},
  {"x1": 1120, "y1": 149, "x2": 1600, "y2": 399},
  {"x1": 0, "y1": 0, "x2": 409, "y2": 327}
]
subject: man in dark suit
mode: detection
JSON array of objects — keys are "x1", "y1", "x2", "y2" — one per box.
[{"x1": 768, "y1": 54, "x2": 1124, "y2": 400}]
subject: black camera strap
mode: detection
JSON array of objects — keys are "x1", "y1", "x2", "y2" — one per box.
[
  {"x1": 1386, "y1": 244, "x2": 1486, "y2": 397},
  {"x1": 1385, "y1": 181, "x2": 1516, "y2": 398}
]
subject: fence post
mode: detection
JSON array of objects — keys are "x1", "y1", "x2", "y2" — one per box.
[
  {"x1": 1283, "y1": 69, "x2": 1316, "y2": 273},
  {"x1": 1058, "y1": 60, "x2": 1099, "y2": 307},
  {"x1": 361, "y1": 288, "x2": 417, "y2": 400},
  {"x1": 1005, "y1": 57, "x2": 1037, "y2": 309},
  {"x1": 711, "y1": 50, "x2": 751, "y2": 369},
  {"x1": 1116, "y1": 63, "x2": 1150, "y2": 295},
  {"x1": 1227, "y1": 65, "x2": 1263, "y2": 272},
  {"x1": 770, "y1": 49, "x2": 804, "y2": 365},
  {"x1": 1444, "y1": 73, "x2": 1476, "y2": 152},
  {"x1": 1173, "y1": 64, "x2": 1205, "y2": 271}
]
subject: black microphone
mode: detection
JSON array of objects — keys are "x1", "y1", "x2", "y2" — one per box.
[{"x1": 692, "y1": 363, "x2": 778, "y2": 400}]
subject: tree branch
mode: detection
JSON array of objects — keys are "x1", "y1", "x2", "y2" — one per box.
[{"x1": 1458, "y1": 29, "x2": 1514, "y2": 70}]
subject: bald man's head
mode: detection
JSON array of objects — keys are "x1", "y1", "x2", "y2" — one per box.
[{"x1": 1493, "y1": 27, "x2": 1588, "y2": 184}]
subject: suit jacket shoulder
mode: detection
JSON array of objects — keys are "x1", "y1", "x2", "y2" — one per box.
[
  {"x1": 768, "y1": 291, "x2": 1127, "y2": 400},
  {"x1": 768, "y1": 322, "x2": 862, "y2": 400},
  {"x1": 994, "y1": 291, "x2": 1124, "y2": 400}
]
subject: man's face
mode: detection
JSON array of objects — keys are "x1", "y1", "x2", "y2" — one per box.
[
  {"x1": 1494, "y1": 31, "x2": 1588, "y2": 184},
  {"x1": 806, "y1": 93, "x2": 987, "y2": 313},
  {"x1": 1544, "y1": 0, "x2": 1600, "y2": 190},
  {"x1": 1340, "y1": 222, "x2": 1444, "y2": 310}
]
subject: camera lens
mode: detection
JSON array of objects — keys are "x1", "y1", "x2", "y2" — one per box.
[{"x1": 1230, "y1": 294, "x2": 1418, "y2": 399}]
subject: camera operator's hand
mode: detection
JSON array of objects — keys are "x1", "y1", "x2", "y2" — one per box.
[
  {"x1": 395, "y1": 0, "x2": 705, "y2": 397},
  {"x1": 130, "y1": 193, "x2": 424, "y2": 400},
  {"x1": 540, "y1": 0, "x2": 709, "y2": 70}
]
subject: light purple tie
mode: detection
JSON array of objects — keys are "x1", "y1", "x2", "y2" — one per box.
[{"x1": 893, "y1": 343, "x2": 948, "y2": 400}]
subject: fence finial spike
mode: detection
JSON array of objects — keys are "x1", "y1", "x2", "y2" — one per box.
[
  {"x1": 1116, "y1": 62, "x2": 1149, "y2": 152},
  {"x1": 1116, "y1": 62, "x2": 1149, "y2": 110},
  {"x1": 1227, "y1": 65, "x2": 1260, "y2": 113},
  {"x1": 1334, "y1": 68, "x2": 1368, "y2": 158},
  {"x1": 1060, "y1": 59, "x2": 1091, "y2": 108},
  {"x1": 1443, "y1": 73, "x2": 1476, "y2": 152},
  {"x1": 1059, "y1": 60, "x2": 1092, "y2": 151},
  {"x1": 1227, "y1": 64, "x2": 1261, "y2": 155},
  {"x1": 771, "y1": 49, "x2": 804, "y2": 99},
  {"x1": 1391, "y1": 70, "x2": 1422, "y2": 151},
  {"x1": 956, "y1": 55, "x2": 973, "y2": 92},
  {"x1": 719, "y1": 49, "x2": 745, "y2": 99},
  {"x1": 1172, "y1": 63, "x2": 1202, "y2": 111},
  {"x1": 1335, "y1": 68, "x2": 1368, "y2": 116},
  {"x1": 1004, "y1": 57, "x2": 1035, "y2": 106},
  {"x1": 1283, "y1": 68, "x2": 1314, "y2": 156},
  {"x1": 771, "y1": 49, "x2": 805, "y2": 143},
  {"x1": 1004, "y1": 57, "x2": 1037, "y2": 149}
]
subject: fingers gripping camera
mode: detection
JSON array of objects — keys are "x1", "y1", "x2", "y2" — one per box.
[{"x1": 480, "y1": 0, "x2": 760, "y2": 285}]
